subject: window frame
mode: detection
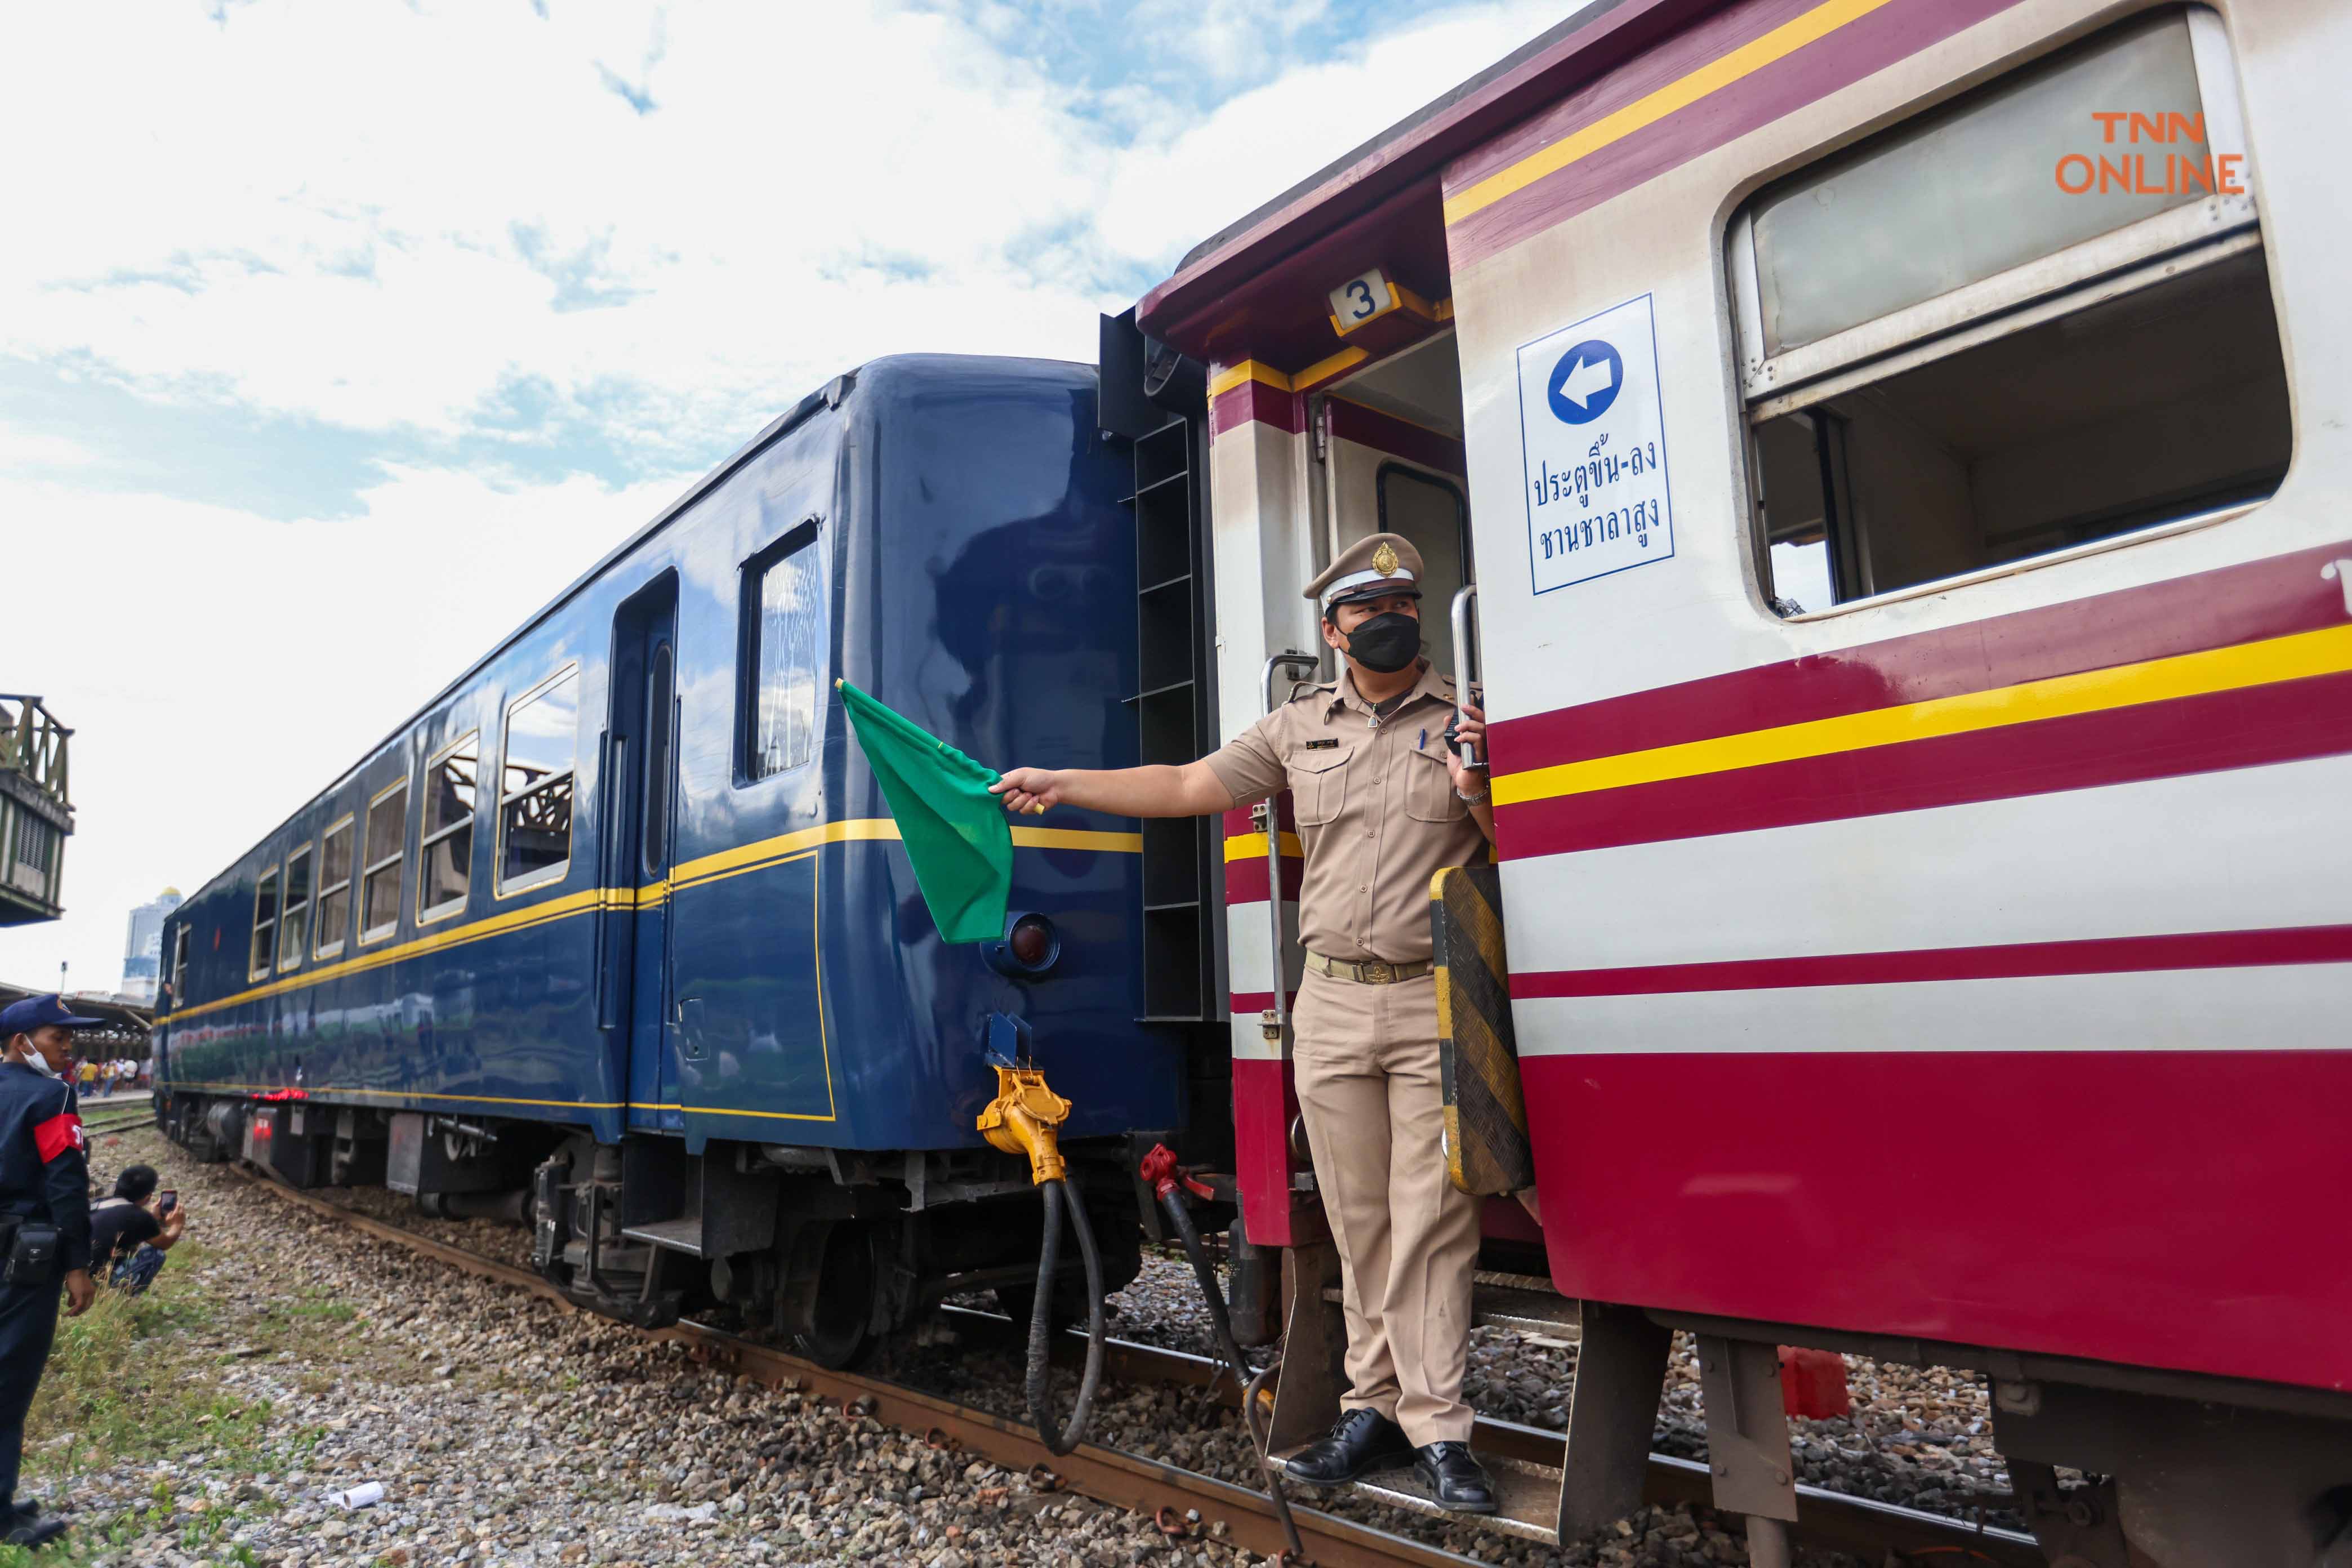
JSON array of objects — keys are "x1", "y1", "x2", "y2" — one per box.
[
  {"x1": 168, "y1": 925, "x2": 190, "y2": 1010},
  {"x1": 1730, "y1": 8, "x2": 2253, "y2": 408},
  {"x1": 416, "y1": 731, "x2": 480, "y2": 926},
  {"x1": 248, "y1": 865, "x2": 280, "y2": 983},
  {"x1": 358, "y1": 777, "x2": 409, "y2": 948},
  {"x1": 277, "y1": 841, "x2": 314, "y2": 974},
  {"x1": 736, "y1": 514, "x2": 825, "y2": 786},
  {"x1": 494, "y1": 665, "x2": 582, "y2": 899},
  {"x1": 314, "y1": 812, "x2": 356, "y2": 961},
  {"x1": 1727, "y1": 4, "x2": 2273, "y2": 622}
]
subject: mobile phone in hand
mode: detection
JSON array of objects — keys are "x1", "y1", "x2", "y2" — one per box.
[{"x1": 157, "y1": 1190, "x2": 178, "y2": 1217}]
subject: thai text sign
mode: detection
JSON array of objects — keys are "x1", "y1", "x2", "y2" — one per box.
[{"x1": 1515, "y1": 293, "x2": 1673, "y2": 595}]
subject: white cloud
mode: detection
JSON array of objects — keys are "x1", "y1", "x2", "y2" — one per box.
[
  {"x1": 1097, "y1": 0, "x2": 1567, "y2": 262},
  {"x1": 0, "y1": 0, "x2": 1123, "y2": 446},
  {"x1": 0, "y1": 465, "x2": 690, "y2": 992}
]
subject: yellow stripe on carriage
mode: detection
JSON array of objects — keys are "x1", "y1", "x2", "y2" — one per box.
[
  {"x1": 1444, "y1": 0, "x2": 1901, "y2": 226},
  {"x1": 166, "y1": 818, "x2": 1143, "y2": 1022},
  {"x1": 1493, "y1": 623, "x2": 2352, "y2": 808},
  {"x1": 1224, "y1": 831, "x2": 1304, "y2": 862}
]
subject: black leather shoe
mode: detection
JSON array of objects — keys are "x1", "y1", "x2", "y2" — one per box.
[
  {"x1": 1415, "y1": 1441, "x2": 1499, "y2": 1514},
  {"x1": 1286, "y1": 1408, "x2": 1416, "y2": 1485},
  {"x1": 3, "y1": 1514, "x2": 65, "y2": 1548}
]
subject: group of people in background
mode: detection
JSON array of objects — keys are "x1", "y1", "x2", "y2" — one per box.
[{"x1": 77, "y1": 1056, "x2": 145, "y2": 1097}]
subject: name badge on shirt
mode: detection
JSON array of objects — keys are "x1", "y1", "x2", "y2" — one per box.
[{"x1": 1303, "y1": 738, "x2": 1339, "y2": 750}]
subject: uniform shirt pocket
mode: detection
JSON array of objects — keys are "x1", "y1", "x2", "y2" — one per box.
[
  {"x1": 1289, "y1": 745, "x2": 1357, "y2": 826},
  {"x1": 1405, "y1": 741, "x2": 1467, "y2": 822}
]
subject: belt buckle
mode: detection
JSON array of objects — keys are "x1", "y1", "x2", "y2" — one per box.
[{"x1": 1360, "y1": 961, "x2": 1393, "y2": 985}]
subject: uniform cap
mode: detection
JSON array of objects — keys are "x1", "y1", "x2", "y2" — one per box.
[
  {"x1": 0, "y1": 995, "x2": 104, "y2": 1036},
  {"x1": 1304, "y1": 532, "x2": 1423, "y2": 613}
]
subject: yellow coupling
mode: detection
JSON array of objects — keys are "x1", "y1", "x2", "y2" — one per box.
[{"x1": 977, "y1": 1063, "x2": 1072, "y2": 1186}]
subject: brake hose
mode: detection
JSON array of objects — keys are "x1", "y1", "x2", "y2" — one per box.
[
  {"x1": 1027, "y1": 1174, "x2": 1105, "y2": 1455},
  {"x1": 1142, "y1": 1146, "x2": 1307, "y2": 1562}
]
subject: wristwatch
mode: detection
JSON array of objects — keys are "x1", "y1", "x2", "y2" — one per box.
[{"x1": 1455, "y1": 772, "x2": 1491, "y2": 805}]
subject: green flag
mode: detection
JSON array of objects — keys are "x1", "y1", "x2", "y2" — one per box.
[{"x1": 836, "y1": 679, "x2": 1013, "y2": 944}]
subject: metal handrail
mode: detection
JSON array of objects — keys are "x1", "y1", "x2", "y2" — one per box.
[{"x1": 1449, "y1": 586, "x2": 1480, "y2": 769}]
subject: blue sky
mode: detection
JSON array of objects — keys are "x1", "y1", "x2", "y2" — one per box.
[{"x1": 0, "y1": 0, "x2": 1563, "y2": 992}]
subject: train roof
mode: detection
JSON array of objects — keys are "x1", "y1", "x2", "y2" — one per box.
[
  {"x1": 1137, "y1": 0, "x2": 1720, "y2": 369},
  {"x1": 182, "y1": 353, "x2": 1091, "y2": 908}
]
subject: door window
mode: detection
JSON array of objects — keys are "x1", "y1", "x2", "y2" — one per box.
[
  {"x1": 643, "y1": 643, "x2": 675, "y2": 877},
  {"x1": 743, "y1": 522, "x2": 822, "y2": 782}
]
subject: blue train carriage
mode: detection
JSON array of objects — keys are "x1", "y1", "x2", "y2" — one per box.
[{"x1": 150, "y1": 354, "x2": 1214, "y2": 1362}]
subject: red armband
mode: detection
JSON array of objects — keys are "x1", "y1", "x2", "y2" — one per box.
[{"x1": 33, "y1": 1112, "x2": 83, "y2": 1163}]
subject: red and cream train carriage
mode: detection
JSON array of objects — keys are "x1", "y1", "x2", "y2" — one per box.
[{"x1": 1131, "y1": 0, "x2": 2352, "y2": 1562}]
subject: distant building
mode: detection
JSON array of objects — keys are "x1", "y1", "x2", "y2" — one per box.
[{"x1": 119, "y1": 887, "x2": 184, "y2": 1005}]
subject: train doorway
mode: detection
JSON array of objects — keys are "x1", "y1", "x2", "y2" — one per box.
[
  {"x1": 1316, "y1": 331, "x2": 1478, "y2": 694},
  {"x1": 609, "y1": 576, "x2": 682, "y2": 1131}
]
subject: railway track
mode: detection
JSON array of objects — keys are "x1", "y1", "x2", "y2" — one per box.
[{"x1": 216, "y1": 1160, "x2": 2044, "y2": 1568}]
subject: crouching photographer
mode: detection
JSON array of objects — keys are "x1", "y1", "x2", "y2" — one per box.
[{"x1": 90, "y1": 1165, "x2": 185, "y2": 1294}]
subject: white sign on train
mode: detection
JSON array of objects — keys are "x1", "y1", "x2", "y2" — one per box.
[{"x1": 1514, "y1": 293, "x2": 1674, "y2": 595}]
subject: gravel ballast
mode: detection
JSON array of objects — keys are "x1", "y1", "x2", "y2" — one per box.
[{"x1": 54, "y1": 1120, "x2": 1988, "y2": 1566}]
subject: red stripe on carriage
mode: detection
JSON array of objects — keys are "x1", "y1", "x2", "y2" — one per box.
[
  {"x1": 1488, "y1": 542, "x2": 2352, "y2": 778},
  {"x1": 1209, "y1": 378, "x2": 1305, "y2": 437},
  {"x1": 1494, "y1": 662, "x2": 2352, "y2": 857},
  {"x1": 1224, "y1": 855, "x2": 1302, "y2": 905},
  {"x1": 1520, "y1": 1049, "x2": 2352, "y2": 1393},
  {"x1": 1511, "y1": 923, "x2": 2352, "y2": 998}
]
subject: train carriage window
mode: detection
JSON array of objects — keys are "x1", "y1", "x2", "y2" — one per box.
[
  {"x1": 168, "y1": 925, "x2": 190, "y2": 1009},
  {"x1": 248, "y1": 866, "x2": 279, "y2": 983},
  {"x1": 498, "y1": 669, "x2": 580, "y2": 894},
  {"x1": 1730, "y1": 7, "x2": 2287, "y2": 612},
  {"x1": 315, "y1": 815, "x2": 354, "y2": 960},
  {"x1": 359, "y1": 779, "x2": 407, "y2": 945},
  {"x1": 417, "y1": 733, "x2": 479, "y2": 924},
  {"x1": 277, "y1": 843, "x2": 314, "y2": 972},
  {"x1": 742, "y1": 520, "x2": 822, "y2": 781}
]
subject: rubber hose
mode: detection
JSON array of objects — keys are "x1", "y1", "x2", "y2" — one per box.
[
  {"x1": 1160, "y1": 1186, "x2": 1308, "y2": 1562},
  {"x1": 1026, "y1": 1176, "x2": 1106, "y2": 1455},
  {"x1": 1158, "y1": 1188, "x2": 1248, "y2": 1374}
]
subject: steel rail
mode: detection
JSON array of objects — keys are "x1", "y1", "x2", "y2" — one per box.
[{"x1": 234, "y1": 1169, "x2": 2045, "y2": 1567}]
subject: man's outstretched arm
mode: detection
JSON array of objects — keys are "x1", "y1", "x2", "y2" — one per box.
[{"x1": 991, "y1": 760, "x2": 1233, "y2": 819}]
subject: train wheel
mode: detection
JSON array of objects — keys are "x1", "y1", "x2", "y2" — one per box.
[{"x1": 786, "y1": 1220, "x2": 876, "y2": 1371}]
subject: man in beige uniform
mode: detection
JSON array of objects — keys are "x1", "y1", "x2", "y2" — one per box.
[{"x1": 993, "y1": 532, "x2": 1499, "y2": 1512}]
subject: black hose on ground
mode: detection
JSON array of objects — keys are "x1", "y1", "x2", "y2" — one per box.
[
  {"x1": 1027, "y1": 1175, "x2": 1105, "y2": 1456},
  {"x1": 1156, "y1": 1180, "x2": 1306, "y2": 1563}
]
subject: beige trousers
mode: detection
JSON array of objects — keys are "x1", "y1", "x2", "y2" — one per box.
[{"x1": 1293, "y1": 968, "x2": 1482, "y2": 1446}]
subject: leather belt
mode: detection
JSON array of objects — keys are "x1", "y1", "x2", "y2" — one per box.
[{"x1": 1304, "y1": 951, "x2": 1432, "y2": 985}]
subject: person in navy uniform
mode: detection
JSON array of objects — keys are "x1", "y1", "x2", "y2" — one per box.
[{"x1": 0, "y1": 996, "x2": 100, "y2": 1549}]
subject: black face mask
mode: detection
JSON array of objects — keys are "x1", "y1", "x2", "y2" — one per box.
[{"x1": 1342, "y1": 611, "x2": 1421, "y2": 674}]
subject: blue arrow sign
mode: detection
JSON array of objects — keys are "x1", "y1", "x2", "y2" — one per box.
[{"x1": 1544, "y1": 339, "x2": 1622, "y2": 425}]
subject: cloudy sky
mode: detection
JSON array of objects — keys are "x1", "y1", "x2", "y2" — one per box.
[{"x1": 0, "y1": 0, "x2": 1563, "y2": 995}]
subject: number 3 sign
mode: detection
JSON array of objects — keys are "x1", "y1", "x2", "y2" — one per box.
[{"x1": 1326, "y1": 269, "x2": 1398, "y2": 335}]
